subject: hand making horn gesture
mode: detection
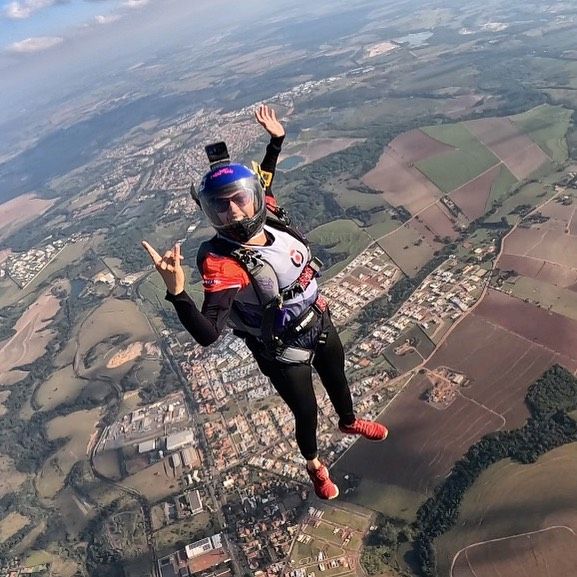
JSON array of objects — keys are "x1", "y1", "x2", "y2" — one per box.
[{"x1": 141, "y1": 240, "x2": 185, "y2": 295}]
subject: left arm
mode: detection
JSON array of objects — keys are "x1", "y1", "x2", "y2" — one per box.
[{"x1": 255, "y1": 105, "x2": 285, "y2": 198}]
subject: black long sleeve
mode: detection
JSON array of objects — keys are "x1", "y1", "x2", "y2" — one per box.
[
  {"x1": 165, "y1": 288, "x2": 238, "y2": 346},
  {"x1": 260, "y1": 135, "x2": 285, "y2": 195}
]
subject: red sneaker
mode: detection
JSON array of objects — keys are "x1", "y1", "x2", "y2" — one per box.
[
  {"x1": 306, "y1": 464, "x2": 339, "y2": 500},
  {"x1": 339, "y1": 419, "x2": 388, "y2": 441}
]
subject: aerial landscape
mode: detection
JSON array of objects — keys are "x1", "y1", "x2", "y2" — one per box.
[{"x1": 2, "y1": 0, "x2": 577, "y2": 576}]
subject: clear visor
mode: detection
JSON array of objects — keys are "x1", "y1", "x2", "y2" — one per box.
[{"x1": 200, "y1": 177, "x2": 264, "y2": 226}]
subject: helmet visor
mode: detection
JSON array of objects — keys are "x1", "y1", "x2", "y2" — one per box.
[{"x1": 200, "y1": 177, "x2": 263, "y2": 227}]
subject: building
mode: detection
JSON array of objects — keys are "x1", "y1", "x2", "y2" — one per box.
[
  {"x1": 158, "y1": 533, "x2": 231, "y2": 577},
  {"x1": 138, "y1": 439, "x2": 157, "y2": 453},
  {"x1": 166, "y1": 430, "x2": 195, "y2": 452}
]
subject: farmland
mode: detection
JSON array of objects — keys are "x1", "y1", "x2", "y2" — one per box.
[
  {"x1": 335, "y1": 289, "x2": 577, "y2": 514},
  {"x1": 435, "y1": 443, "x2": 577, "y2": 577},
  {"x1": 417, "y1": 124, "x2": 499, "y2": 193}
]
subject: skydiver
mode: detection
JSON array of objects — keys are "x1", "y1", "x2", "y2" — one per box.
[{"x1": 142, "y1": 104, "x2": 388, "y2": 500}]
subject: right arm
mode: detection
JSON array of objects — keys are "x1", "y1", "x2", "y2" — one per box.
[
  {"x1": 165, "y1": 288, "x2": 237, "y2": 346},
  {"x1": 141, "y1": 240, "x2": 250, "y2": 346}
]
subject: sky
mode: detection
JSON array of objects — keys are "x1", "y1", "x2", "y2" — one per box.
[
  {"x1": 0, "y1": 0, "x2": 266, "y2": 117},
  {"x1": 0, "y1": 0, "x2": 153, "y2": 55}
]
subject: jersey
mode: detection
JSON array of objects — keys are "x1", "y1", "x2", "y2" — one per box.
[{"x1": 200, "y1": 224, "x2": 318, "y2": 336}]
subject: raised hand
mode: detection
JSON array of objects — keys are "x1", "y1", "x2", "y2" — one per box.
[
  {"x1": 142, "y1": 241, "x2": 185, "y2": 295},
  {"x1": 255, "y1": 104, "x2": 285, "y2": 138}
]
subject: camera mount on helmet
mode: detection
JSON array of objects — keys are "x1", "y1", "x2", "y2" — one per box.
[
  {"x1": 205, "y1": 141, "x2": 230, "y2": 169},
  {"x1": 190, "y1": 141, "x2": 231, "y2": 204}
]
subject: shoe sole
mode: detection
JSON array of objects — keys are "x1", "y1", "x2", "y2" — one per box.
[{"x1": 340, "y1": 427, "x2": 389, "y2": 442}]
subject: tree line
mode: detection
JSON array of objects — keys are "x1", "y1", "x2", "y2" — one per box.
[{"x1": 413, "y1": 364, "x2": 577, "y2": 576}]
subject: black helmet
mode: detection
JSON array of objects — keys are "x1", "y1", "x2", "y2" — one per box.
[{"x1": 195, "y1": 163, "x2": 266, "y2": 243}]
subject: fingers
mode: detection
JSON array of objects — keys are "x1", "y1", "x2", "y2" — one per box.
[
  {"x1": 256, "y1": 104, "x2": 271, "y2": 124},
  {"x1": 141, "y1": 240, "x2": 162, "y2": 265},
  {"x1": 173, "y1": 243, "x2": 183, "y2": 268}
]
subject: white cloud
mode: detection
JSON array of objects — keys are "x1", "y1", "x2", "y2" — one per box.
[
  {"x1": 123, "y1": 0, "x2": 149, "y2": 8},
  {"x1": 6, "y1": 36, "x2": 64, "y2": 53},
  {"x1": 3, "y1": 0, "x2": 65, "y2": 19},
  {"x1": 94, "y1": 13, "x2": 120, "y2": 24}
]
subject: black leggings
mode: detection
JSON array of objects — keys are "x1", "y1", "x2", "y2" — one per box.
[{"x1": 250, "y1": 313, "x2": 356, "y2": 460}]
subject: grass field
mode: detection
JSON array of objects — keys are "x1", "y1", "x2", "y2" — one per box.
[
  {"x1": 153, "y1": 512, "x2": 213, "y2": 558},
  {"x1": 11, "y1": 521, "x2": 46, "y2": 556},
  {"x1": 484, "y1": 181, "x2": 556, "y2": 225},
  {"x1": 338, "y1": 478, "x2": 427, "y2": 522},
  {"x1": 510, "y1": 104, "x2": 573, "y2": 162},
  {"x1": 0, "y1": 512, "x2": 29, "y2": 543},
  {"x1": 330, "y1": 181, "x2": 391, "y2": 212},
  {"x1": 0, "y1": 454, "x2": 27, "y2": 498},
  {"x1": 35, "y1": 364, "x2": 86, "y2": 411},
  {"x1": 122, "y1": 459, "x2": 180, "y2": 503},
  {"x1": 365, "y1": 216, "x2": 402, "y2": 239},
  {"x1": 36, "y1": 407, "x2": 102, "y2": 499},
  {"x1": 487, "y1": 165, "x2": 518, "y2": 208},
  {"x1": 74, "y1": 298, "x2": 155, "y2": 377},
  {"x1": 381, "y1": 225, "x2": 436, "y2": 278},
  {"x1": 507, "y1": 277, "x2": 577, "y2": 321},
  {"x1": 417, "y1": 124, "x2": 499, "y2": 193},
  {"x1": 319, "y1": 504, "x2": 372, "y2": 533},
  {"x1": 309, "y1": 219, "x2": 372, "y2": 279},
  {"x1": 290, "y1": 539, "x2": 344, "y2": 566},
  {"x1": 435, "y1": 442, "x2": 577, "y2": 577}
]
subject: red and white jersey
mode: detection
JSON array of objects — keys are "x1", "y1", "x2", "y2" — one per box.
[{"x1": 200, "y1": 225, "x2": 318, "y2": 333}]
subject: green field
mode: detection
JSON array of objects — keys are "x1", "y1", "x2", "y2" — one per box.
[
  {"x1": 510, "y1": 104, "x2": 573, "y2": 162},
  {"x1": 383, "y1": 324, "x2": 436, "y2": 373},
  {"x1": 309, "y1": 219, "x2": 372, "y2": 279},
  {"x1": 485, "y1": 181, "x2": 556, "y2": 225},
  {"x1": 318, "y1": 504, "x2": 371, "y2": 533},
  {"x1": 416, "y1": 124, "x2": 499, "y2": 193},
  {"x1": 434, "y1": 442, "x2": 577, "y2": 577},
  {"x1": 340, "y1": 478, "x2": 426, "y2": 522},
  {"x1": 381, "y1": 225, "x2": 436, "y2": 278},
  {"x1": 508, "y1": 276, "x2": 577, "y2": 321},
  {"x1": 487, "y1": 165, "x2": 518, "y2": 208},
  {"x1": 364, "y1": 216, "x2": 402, "y2": 239}
]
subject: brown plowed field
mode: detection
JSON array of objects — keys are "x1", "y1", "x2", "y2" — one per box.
[
  {"x1": 537, "y1": 199, "x2": 577, "y2": 234},
  {"x1": 451, "y1": 527, "x2": 577, "y2": 577},
  {"x1": 410, "y1": 203, "x2": 459, "y2": 243},
  {"x1": 362, "y1": 147, "x2": 443, "y2": 215},
  {"x1": 450, "y1": 164, "x2": 501, "y2": 221},
  {"x1": 0, "y1": 194, "x2": 55, "y2": 242},
  {"x1": 501, "y1": 227, "x2": 577, "y2": 270},
  {"x1": 388, "y1": 129, "x2": 455, "y2": 163},
  {"x1": 474, "y1": 289, "x2": 577, "y2": 362},
  {"x1": 336, "y1": 371, "x2": 504, "y2": 494},
  {"x1": 497, "y1": 254, "x2": 577, "y2": 289},
  {"x1": 336, "y1": 291, "x2": 577, "y2": 495},
  {"x1": 426, "y1": 317, "x2": 570, "y2": 429},
  {"x1": 465, "y1": 118, "x2": 550, "y2": 179},
  {"x1": 0, "y1": 290, "x2": 61, "y2": 384}
]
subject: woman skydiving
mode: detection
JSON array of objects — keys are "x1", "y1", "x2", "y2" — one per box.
[{"x1": 142, "y1": 104, "x2": 388, "y2": 500}]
